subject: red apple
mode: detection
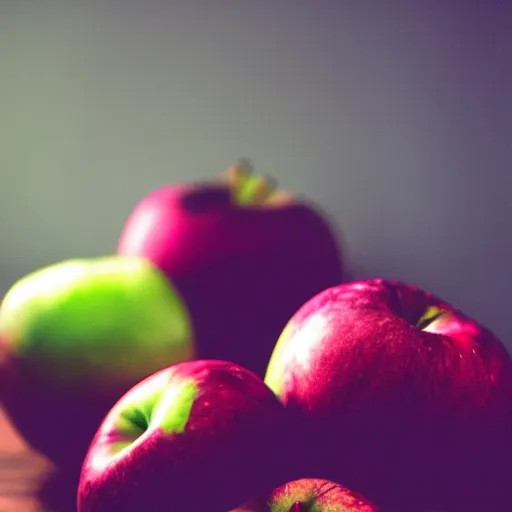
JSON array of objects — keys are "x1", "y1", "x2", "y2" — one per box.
[
  {"x1": 78, "y1": 359, "x2": 290, "y2": 512},
  {"x1": 117, "y1": 160, "x2": 343, "y2": 377},
  {"x1": 264, "y1": 278, "x2": 512, "y2": 512},
  {"x1": 232, "y1": 478, "x2": 380, "y2": 511}
]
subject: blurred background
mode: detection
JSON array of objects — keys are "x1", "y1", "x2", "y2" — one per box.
[{"x1": 0, "y1": 0, "x2": 510, "y2": 353}]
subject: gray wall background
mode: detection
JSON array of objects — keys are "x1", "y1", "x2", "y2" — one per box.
[{"x1": 1, "y1": 2, "x2": 511, "y2": 348}]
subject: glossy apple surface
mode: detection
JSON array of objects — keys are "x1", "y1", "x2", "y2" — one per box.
[
  {"x1": 0, "y1": 255, "x2": 193, "y2": 472},
  {"x1": 264, "y1": 278, "x2": 512, "y2": 511},
  {"x1": 78, "y1": 360, "x2": 289, "y2": 512},
  {"x1": 117, "y1": 161, "x2": 343, "y2": 377},
  {"x1": 233, "y1": 478, "x2": 380, "y2": 511}
]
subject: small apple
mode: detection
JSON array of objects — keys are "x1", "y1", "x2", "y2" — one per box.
[
  {"x1": 77, "y1": 359, "x2": 289, "y2": 512},
  {"x1": 0, "y1": 255, "x2": 194, "y2": 473},
  {"x1": 264, "y1": 278, "x2": 512, "y2": 511},
  {"x1": 232, "y1": 478, "x2": 380, "y2": 511},
  {"x1": 117, "y1": 160, "x2": 343, "y2": 377}
]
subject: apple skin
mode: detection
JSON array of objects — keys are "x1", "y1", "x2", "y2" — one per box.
[
  {"x1": 77, "y1": 359, "x2": 290, "y2": 512},
  {"x1": 0, "y1": 255, "x2": 194, "y2": 473},
  {"x1": 232, "y1": 478, "x2": 380, "y2": 512},
  {"x1": 116, "y1": 162, "x2": 343, "y2": 377},
  {"x1": 264, "y1": 278, "x2": 512, "y2": 512}
]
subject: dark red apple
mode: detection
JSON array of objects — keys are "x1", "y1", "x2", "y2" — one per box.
[
  {"x1": 117, "y1": 160, "x2": 343, "y2": 377},
  {"x1": 78, "y1": 359, "x2": 290, "y2": 512},
  {"x1": 232, "y1": 478, "x2": 380, "y2": 511},
  {"x1": 264, "y1": 278, "x2": 512, "y2": 512}
]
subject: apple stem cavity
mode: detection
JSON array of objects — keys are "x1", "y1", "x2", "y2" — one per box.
[
  {"x1": 129, "y1": 408, "x2": 149, "y2": 433},
  {"x1": 383, "y1": 281, "x2": 448, "y2": 331},
  {"x1": 289, "y1": 493, "x2": 319, "y2": 512},
  {"x1": 416, "y1": 306, "x2": 447, "y2": 330},
  {"x1": 225, "y1": 159, "x2": 281, "y2": 206}
]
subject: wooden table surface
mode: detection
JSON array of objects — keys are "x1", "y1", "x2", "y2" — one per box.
[{"x1": 0, "y1": 407, "x2": 52, "y2": 512}]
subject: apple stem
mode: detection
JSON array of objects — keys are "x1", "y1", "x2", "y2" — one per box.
[
  {"x1": 226, "y1": 159, "x2": 251, "y2": 192},
  {"x1": 225, "y1": 159, "x2": 279, "y2": 206}
]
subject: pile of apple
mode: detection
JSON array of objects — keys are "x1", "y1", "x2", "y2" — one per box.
[{"x1": 0, "y1": 161, "x2": 511, "y2": 512}]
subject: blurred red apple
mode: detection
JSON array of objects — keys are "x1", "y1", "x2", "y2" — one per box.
[
  {"x1": 232, "y1": 478, "x2": 380, "y2": 511},
  {"x1": 78, "y1": 359, "x2": 290, "y2": 512},
  {"x1": 117, "y1": 160, "x2": 343, "y2": 377},
  {"x1": 264, "y1": 278, "x2": 512, "y2": 511}
]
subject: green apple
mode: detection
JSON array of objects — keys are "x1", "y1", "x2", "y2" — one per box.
[{"x1": 0, "y1": 255, "x2": 194, "y2": 478}]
